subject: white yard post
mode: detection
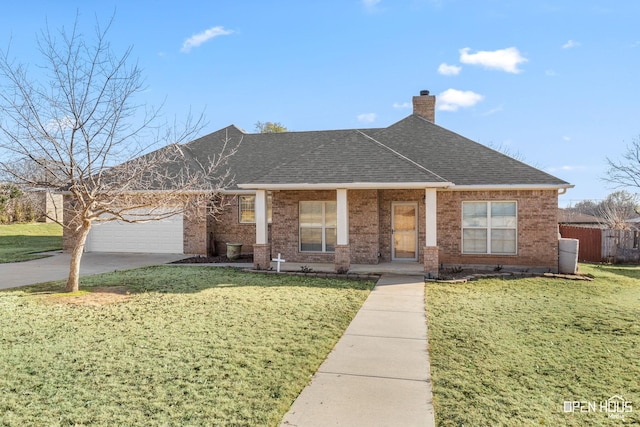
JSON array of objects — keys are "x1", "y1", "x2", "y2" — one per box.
[
  {"x1": 336, "y1": 189, "x2": 349, "y2": 245},
  {"x1": 255, "y1": 190, "x2": 268, "y2": 245},
  {"x1": 272, "y1": 253, "x2": 286, "y2": 272},
  {"x1": 425, "y1": 188, "x2": 437, "y2": 246}
]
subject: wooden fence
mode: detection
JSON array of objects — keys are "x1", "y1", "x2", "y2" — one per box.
[
  {"x1": 559, "y1": 225, "x2": 640, "y2": 263},
  {"x1": 559, "y1": 225, "x2": 602, "y2": 262}
]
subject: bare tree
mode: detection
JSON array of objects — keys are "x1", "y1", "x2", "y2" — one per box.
[
  {"x1": 606, "y1": 136, "x2": 640, "y2": 189},
  {"x1": 0, "y1": 16, "x2": 236, "y2": 292},
  {"x1": 594, "y1": 191, "x2": 639, "y2": 230}
]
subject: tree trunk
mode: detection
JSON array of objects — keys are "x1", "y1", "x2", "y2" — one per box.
[{"x1": 65, "y1": 222, "x2": 91, "y2": 293}]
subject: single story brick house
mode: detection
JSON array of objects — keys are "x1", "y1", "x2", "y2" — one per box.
[{"x1": 65, "y1": 91, "x2": 572, "y2": 275}]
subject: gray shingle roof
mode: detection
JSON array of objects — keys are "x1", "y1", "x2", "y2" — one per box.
[
  {"x1": 181, "y1": 115, "x2": 570, "y2": 190},
  {"x1": 364, "y1": 115, "x2": 569, "y2": 186}
]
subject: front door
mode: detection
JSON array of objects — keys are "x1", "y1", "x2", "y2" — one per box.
[{"x1": 392, "y1": 202, "x2": 418, "y2": 261}]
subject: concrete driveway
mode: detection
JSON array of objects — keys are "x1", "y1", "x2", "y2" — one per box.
[{"x1": 0, "y1": 252, "x2": 186, "y2": 290}]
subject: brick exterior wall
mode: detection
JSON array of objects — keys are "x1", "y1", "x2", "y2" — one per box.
[
  {"x1": 437, "y1": 189, "x2": 559, "y2": 271},
  {"x1": 64, "y1": 188, "x2": 559, "y2": 272},
  {"x1": 347, "y1": 190, "x2": 379, "y2": 264},
  {"x1": 269, "y1": 189, "x2": 381, "y2": 264},
  {"x1": 271, "y1": 190, "x2": 336, "y2": 263},
  {"x1": 208, "y1": 195, "x2": 270, "y2": 256},
  {"x1": 183, "y1": 199, "x2": 207, "y2": 255}
]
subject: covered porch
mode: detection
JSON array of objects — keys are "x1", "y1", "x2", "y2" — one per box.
[{"x1": 245, "y1": 185, "x2": 450, "y2": 276}]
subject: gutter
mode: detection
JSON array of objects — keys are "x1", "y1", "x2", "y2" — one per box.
[{"x1": 237, "y1": 182, "x2": 454, "y2": 190}]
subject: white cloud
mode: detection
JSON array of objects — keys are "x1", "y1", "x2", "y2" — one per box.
[
  {"x1": 437, "y1": 89, "x2": 483, "y2": 112},
  {"x1": 562, "y1": 40, "x2": 581, "y2": 49},
  {"x1": 357, "y1": 113, "x2": 377, "y2": 123},
  {"x1": 563, "y1": 136, "x2": 571, "y2": 141},
  {"x1": 181, "y1": 26, "x2": 234, "y2": 53},
  {"x1": 392, "y1": 102, "x2": 411, "y2": 109},
  {"x1": 438, "y1": 63, "x2": 462, "y2": 76},
  {"x1": 459, "y1": 47, "x2": 527, "y2": 73}
]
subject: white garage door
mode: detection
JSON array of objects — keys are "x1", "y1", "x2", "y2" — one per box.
[{"x1": 85, "y1": 212, "x2": 184, "y2": 253}]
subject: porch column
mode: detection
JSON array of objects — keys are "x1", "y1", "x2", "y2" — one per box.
[
  {"x1": 335, "y1": 188, "x2": 350, "y2": 273},
  {"x1": 253, "y1": 190, "x2": 271, "y2": 270},
  {"x1": 424, "y1": 188, "x2": 439, "y2": 276}
]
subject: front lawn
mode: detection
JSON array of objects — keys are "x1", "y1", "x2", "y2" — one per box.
[
  {"x1": 0, "y1": 267, "x2": 374, "y2": 426},
  {"x1": 0, "y1": 222, "x2": 63, "y2": 262},
  {"x1": 425, "y1": 264, "x2": 640, "y2": 426}
]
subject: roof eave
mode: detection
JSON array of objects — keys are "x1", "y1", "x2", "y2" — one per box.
[
  {"x1": 237, "y1": 182, "x2": 453, "y2": 190},
  {"x1": 448, "y1": 184, "x2": 574, "y2": 192}
]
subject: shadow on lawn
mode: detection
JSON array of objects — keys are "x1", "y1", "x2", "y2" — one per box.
[
  {"x1": 589, "y1": 263, "x2": 640, "y2": 281},
  {"x1": 0, "y1": 235, "x2": 62, "y2": 263},
  {"x1": 13, "y1": 266, "x2": 375, "y2": 296}
]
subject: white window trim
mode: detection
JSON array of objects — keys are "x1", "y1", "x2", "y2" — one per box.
[
  {"x1": 238, "y1": 194, "x2": 272, "y2": 224},
  {"x1": 299, "y1": 201, "x2": 336, "y2": 253},
  {"x1": 462, "y1": 201, "x2": 518, "y2": 255}
]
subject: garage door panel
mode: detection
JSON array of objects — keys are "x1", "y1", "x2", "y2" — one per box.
[{"x1": 85, "y1": 213, "x2": 184, "y2": 253}]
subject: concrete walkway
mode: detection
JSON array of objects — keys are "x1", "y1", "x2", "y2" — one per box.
[
  {"x1": 281, "y1": 274, "x2": 435, "y2": 427},
  {"x1": 0, "y1": 252, "x2": 186, "y2": 290}
]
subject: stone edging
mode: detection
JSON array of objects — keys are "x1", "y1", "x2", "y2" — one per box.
[{"x1": 426, "y1": 271, "x2": 594, "y2": 283}]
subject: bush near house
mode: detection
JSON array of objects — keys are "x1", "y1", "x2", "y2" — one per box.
[
  {"x1": 0, "y1": 184, "x2": 41, "y2": 223},
  {"x1": 426, "y1": 264, "x2": 639, "y2": 426},
  {"x1": 0, "y1": 267, "x2": 374, "y2": 426}
]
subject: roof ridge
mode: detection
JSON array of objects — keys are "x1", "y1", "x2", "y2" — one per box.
[{"x1": 356, "y1": 130, "x2": 448, "y2": 182}]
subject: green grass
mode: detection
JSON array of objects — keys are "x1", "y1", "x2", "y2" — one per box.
[
  {"x1": 0, "y1": 267, "x2": 374, "y2": 426},
  {"x1": 0, "y1": 222, "x2": 63, "y2": 262},
  {"x1": 425, "y1": 264, "x2": 640, "y2": 426}
]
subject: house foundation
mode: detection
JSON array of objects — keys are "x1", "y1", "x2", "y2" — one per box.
[{"x1": 253, "y1": 244, "x2": 271, "y2": 270}]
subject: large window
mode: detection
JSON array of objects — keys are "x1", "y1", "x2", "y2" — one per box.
[
  {"x1": 239, "y1": 194, "x2": 272, "y2": 224},
  {"x1": 299, "y1": 201, "x2": 336, "y2": 252},
  {"x1": 462, "y1": 201, "x2": 517, "y2": 254}
]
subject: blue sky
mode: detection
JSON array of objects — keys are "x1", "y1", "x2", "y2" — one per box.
[{"x1": 1, "y1": 1, "x2": 639, "y2": 206}]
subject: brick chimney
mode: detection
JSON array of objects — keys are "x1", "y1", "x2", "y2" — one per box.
[{"x1": 412, "y1": 90, "x2": 436, "y2": 123}]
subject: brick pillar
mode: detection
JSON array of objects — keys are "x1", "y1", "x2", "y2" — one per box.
[
  {"x1": 424, "y1": 246, "x2": 439, "y2": 277},
  {"x1": 334, "y1": 244, "x2": 351, "y2": 273},
  {"x1": 253, "y1": 243, "x2": 271, "y2": 270}
]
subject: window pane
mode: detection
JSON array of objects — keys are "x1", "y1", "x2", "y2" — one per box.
[
  {"x1": 267, "y1": 194, "x2": 273, "y2": 223},
  {"x1": 300, "y1": 228, "x2": 322, "y2": 251},
  {"x1": 491, "y1": 229, "x2": 516, "y2": 254},
  {"x1": 325, "y1": 228, "x2": 336, "y2": 252},
  {"x1": 325, "y1": 202, "x2": 337, "y2": 227},
  {"x1": 463, "y1": 202, "x2": 487, "y2": 227},
  {"x1": 300, "y1": 202, "x2": 323, "y2": 227},
  {"x1": 491, "y1": 202, "x2": 516, "y2": 228},
  {"x1": 239, "y1": 196, "x2": 255, "y2": 223},
  {"x1": 463, "y1": 229, "x2": 487, "y2": 253}
]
